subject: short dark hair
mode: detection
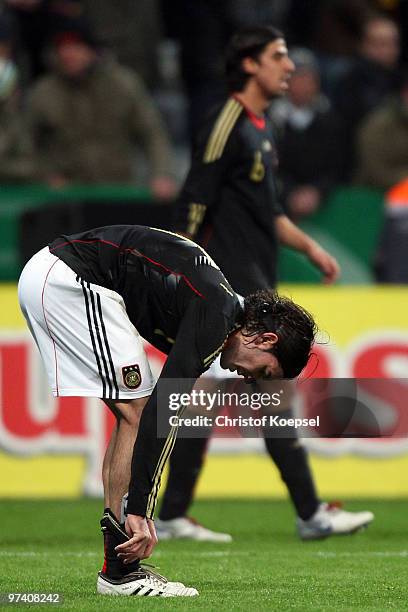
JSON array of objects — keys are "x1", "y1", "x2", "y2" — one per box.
[
  {"x1": 226, "y1": 25, "x2": 283, "y2": 92},
  {"x1": 361, "y1": 13, "x2": 398, "y2": 39},
  {"x1": 241, "y1": 289, "x2": 317, "y2": 379}
]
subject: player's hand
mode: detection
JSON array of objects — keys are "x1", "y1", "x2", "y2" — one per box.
[
  {"x1": 150, "y1": 176, "x2": 178, "y2": 201},
  {"x1": 115, "y1": 514, "x2": 157, "y2": 562},
  {"x1": 307, "y1": 243, "x2": 340, "y2": 285}
]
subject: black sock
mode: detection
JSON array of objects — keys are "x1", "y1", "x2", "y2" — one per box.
[
  {"x1": 159, "y1": 437, "x2": 209, "y2": 521},
  {"x1": 100, "y1": 508, "x2": 140, "y2": 579},
  {"x1": 262, "y1": 408, "x2": 320, "y2": 521}
]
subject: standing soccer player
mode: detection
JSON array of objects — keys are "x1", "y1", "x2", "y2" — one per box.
[
  {"x1": 18, "y1": 224, "x2": 317, "y2": 596},
  {"x1": 155, "y1": 26, "x2": 373, "y2": 541}
]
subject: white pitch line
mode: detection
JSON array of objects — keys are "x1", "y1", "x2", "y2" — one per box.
[
  {"x1": 0, "y1": 550, "x2": 245, "y2": 559},
  {"x1": 2, "y1": 550, "x2": 406, "y2": 560},
  {"x1": 0, "y1": 551, "x2": 99, "y2": 558},
  {"x1": 314, "y1": 551, "x2": 408, "y2": 558}
]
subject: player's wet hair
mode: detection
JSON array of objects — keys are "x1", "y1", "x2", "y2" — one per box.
[
  {"x1": 226, "y1": 25, "x2": 284, "y2": 92},
  {"x1": 241, "y1": 289, "x2": 317, "y2": 379}
]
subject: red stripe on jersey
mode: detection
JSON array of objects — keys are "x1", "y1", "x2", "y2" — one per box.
[{"x1": 50, "y1": 239, "x2": 205, "y2": 299}]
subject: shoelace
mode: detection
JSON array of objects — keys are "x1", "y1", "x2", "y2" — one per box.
[{"x1": 139, "y1": 564, "x2": 168, "y2": 590}]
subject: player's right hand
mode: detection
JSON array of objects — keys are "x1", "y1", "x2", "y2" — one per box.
[
  {"x1": 307, "y1": 243, "x2": 340, "y2": 285},
  {"x1": 116, "y1": 514, "x2": 157, "y2": 562}
]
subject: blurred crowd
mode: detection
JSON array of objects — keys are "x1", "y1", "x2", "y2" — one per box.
[{"x1": 0, "y1": 0, "x2": 407, "y2": 279}]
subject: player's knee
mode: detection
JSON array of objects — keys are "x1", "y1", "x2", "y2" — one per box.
[
  {"x1": 106, "y1": 396, "x2": 149, "y2": 428},
  {"x1": 124, "y1": 397, "x2": 149, "y2": 427}
]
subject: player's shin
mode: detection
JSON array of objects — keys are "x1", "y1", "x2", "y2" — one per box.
[
  {"x1": 262, "y1": 407, "x2": 320, "y2": 520},
  {"x1": 159, "y1": 437, "x2": 209, "y2": 520}
]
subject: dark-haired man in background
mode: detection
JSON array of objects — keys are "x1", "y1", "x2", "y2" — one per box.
[{"x1": 157, "y1": 25, "x2": 373, "y2": 542}]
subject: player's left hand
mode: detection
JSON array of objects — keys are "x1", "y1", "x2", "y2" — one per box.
[
  {"x1": 307, "y1": 243, "x2": 340, "y2": 285},
  {"x1": 116, "y1": 514, "x2": 158, "y2": 562}
]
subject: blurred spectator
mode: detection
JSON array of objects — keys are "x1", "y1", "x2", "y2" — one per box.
[
  {"x1": 287, "y1": 0, "x2": 371, "y2": 55},
  {"x1": 27, "y1": 24, "x2": 176, "y2": 198},
  {"x1": 3, "y1": 0, "x2": 49, "y2": 80},
  {"x1": 372, "y1": 1, "x2": 408, "y2": 62},
  {"x1": 0, "y1": 4, "x2": 15, "y2": 59},
  {"x1": 355, "y1": 71, "x2": 408, "y2": 190},
  {"x1": 270, "y1": 48, "x2": 346, "y2": 220},
  {"x1": 2, "y1": 0, "x2": 91, "y2": 85},
  {"x1": 82, "y1": 0, "x2": 163, "y2": 91},
  {"x1": 162, "y1": 0, "x2": 229, "y2": 140},
  {"x1": 227, "y1": 0, "x2": 292, "y2": 31},
  {"x1": 285, "y1": 1, "x2": 406, "y2": 62},
  {"x1": 375, "y1": 179, "x2": 408, "y2": 282},
  {"x1": 333, "y1": 14, "x2": 401, "y2": 175},
  {"x1": 0, "y1": 57, "x2": 35, "y2": 182},
  {"x1": 286, "y1": 0, "x2": 373, "y2": 99}
]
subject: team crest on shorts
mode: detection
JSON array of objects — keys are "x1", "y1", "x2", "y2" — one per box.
[{"x1": 122, "y1": 364, "x2": 142, "y2": 389}]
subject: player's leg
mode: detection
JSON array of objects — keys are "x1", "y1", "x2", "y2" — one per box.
[
  {"x1": 263, "y1": 417, "x2": 321, "y2": 520},
  {"x1": 103, "y1": 398, "x2": 146, "y2": 519},
  {"x1": 156, "y1": 437, "x2": 231, "y2": 542},
  {"x1": 261, "y1": 382, "x2": 374, "y2": 539},
  {"x1": 99, "y1": 397, "x2": 148, "y2": 581},
  {"x1": 102, "y1": 422, "x2": 117, "y2": 511},
  {"x1": 155, "y1": 377, "x2": 373, "y2": 543},
  {"x1": 156, "y1": 381, "x2": 317, "y2": 540},
  {"x1": 155, "y1": 377, "x2": 310, "y2": 541},
  {"x1": 264, "y1": 431, "x2": 375, "y2": 539},
  {"x1": 99, "y1": 394, "x2": 198, "y2": 596},
  {"x1": 18, "y1": 252, "x2": 198, "y2": 595},
  {"x1": 258, "y1": 380, "x2": 321, "y2": 521},
  {"x1": 155, "y1": 371, "x2": 232, "y2": 542},
  {"x1": 159, "y1": 437, "x2": 208, "y2": 522}
]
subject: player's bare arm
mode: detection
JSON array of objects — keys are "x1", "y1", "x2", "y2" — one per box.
[{"x1": 275, "y1": 214, "x2": 340, "y2": 284}]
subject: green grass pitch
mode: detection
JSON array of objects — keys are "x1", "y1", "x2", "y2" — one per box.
[{"x1": 1, "y1": 499, "x2": 407, "y2": 610}]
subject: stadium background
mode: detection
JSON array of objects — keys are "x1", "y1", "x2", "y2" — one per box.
[{"x1": 1, "y1": 187, "x2": 407, "y2": 501}]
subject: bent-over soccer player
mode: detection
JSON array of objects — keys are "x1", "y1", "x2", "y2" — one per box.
[{"x1": 18, "y1": 225, "x2": 316, "y2": 597}]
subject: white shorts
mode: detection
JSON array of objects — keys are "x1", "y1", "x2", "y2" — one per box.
[{"x1": 18, "y1": 247, "x2": 155, "y2": 400}]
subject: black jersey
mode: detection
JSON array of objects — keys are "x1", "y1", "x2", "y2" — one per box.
[
  {"x1": 174, "y1": 96, "x2": 284, "y2": 295},
  {"x1": 49, "y1": 225, "x2": 241, "y2": 517}
]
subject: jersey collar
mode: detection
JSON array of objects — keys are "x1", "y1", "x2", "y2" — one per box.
[{"x1": 232, "y1": 94, "x2": 266, "y2": 130}]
